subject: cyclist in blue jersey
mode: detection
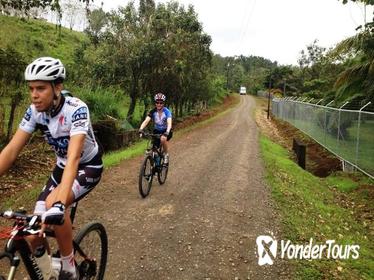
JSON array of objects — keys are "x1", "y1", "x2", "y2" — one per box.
[
  {"x1": 139, "y1": 93, "x2": 173, "y2": 164},
  {"x1": 0, "y1": 57, "x2": 102, "y2": 280}
]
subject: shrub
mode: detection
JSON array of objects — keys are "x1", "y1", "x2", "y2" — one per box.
[{"x1": 72, "y1": 86, "x2": 125, "y2": 122}]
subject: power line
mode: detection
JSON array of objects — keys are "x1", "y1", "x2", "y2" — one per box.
[{"x1": 236, "y1": 0, "x2": 257, "y2": 55}]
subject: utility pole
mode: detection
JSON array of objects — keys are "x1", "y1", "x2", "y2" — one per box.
[
  {"x1": 267, "y1": 78, "x2": 272, "y2": 119},
  {"x1": 226, "y1": 62, "x2": 230, "y2": 95}
]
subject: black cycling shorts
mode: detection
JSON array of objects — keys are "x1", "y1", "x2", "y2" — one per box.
[
  {"x1": 152, "y1": 129, "x2": 173, "y2": 148},
  {"x1": 37, "y1": 153, "x2": 103, "y2": 203}
]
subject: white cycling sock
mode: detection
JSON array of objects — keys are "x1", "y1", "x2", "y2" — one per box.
[{"x1": 61, "y1": 251, "x2": 76, "y2": 275}]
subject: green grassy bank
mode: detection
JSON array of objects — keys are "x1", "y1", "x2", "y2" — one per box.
[{"x1": 260, "y1": 135, "x2": 373, "y2": 280}]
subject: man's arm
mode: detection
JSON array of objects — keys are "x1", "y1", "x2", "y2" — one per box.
[
  {"x1": 166, "y1": 117, "x2": 172, "y2": 134},
  {"x1": 0, "y1": 129, "x2": 31, "y2": 176},
  {"x1": 139, "y1": 116, "x2": 152, "y2": 131}
]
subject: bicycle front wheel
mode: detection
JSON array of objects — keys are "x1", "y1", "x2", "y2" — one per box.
[
  {"x1": 74, "y1": 222, "x2": 108, "y2": 280},
  {"x1": 139, "y1": 155, "x2": 154, "y2": 198},
  {"x1": 157, "y1": 157, "x2": 169, "y2": 185}
]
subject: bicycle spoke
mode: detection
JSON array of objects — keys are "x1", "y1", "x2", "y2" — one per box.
[{"x1": 74, "y1": 223, "x2": 107, "y2": 280}]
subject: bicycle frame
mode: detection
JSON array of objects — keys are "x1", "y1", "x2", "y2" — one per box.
[
  {"x1": 0, "y1": 202, "x2": 83, "y2": 280},
  {"x1": 144, "y1": 133, "x2": 164, "y2": 168},
  {"x1": 1, "y1": 211, "x2": 46, "y2": 280}
]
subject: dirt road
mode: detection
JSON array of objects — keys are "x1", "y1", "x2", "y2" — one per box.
[{"x1": 75, "y1": 95, "x2": 289, "y2": 279}]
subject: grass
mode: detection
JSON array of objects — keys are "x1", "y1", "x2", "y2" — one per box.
[
  {"x1": 1, "y1": 174, "x2": 48, "y2": 211},
  {"x1": 0, "y1": 15, "x2": 87, "y2": 64},
  {"x1": 103, "y1": 141, "x2": 147, "y2": 167},
  {"x1": 259, "y1": 134, "x2": 374, "y2": 280}
]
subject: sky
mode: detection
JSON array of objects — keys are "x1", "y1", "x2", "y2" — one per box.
[{"x1": 93, "y1": 0, "x2": 372, "y2": 65}]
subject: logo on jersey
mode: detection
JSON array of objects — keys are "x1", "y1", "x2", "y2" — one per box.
[
  {"x1": 24, "y1": 107, "x2": 32, "y2": 121},
  {"x1": 44, "y1": 131, "x2": 70, "y2": 158},
  {"x1": 74, "y1": 120, "x2": 86, "y2": 128},
  {"x1": 72, "y1": 107, "x2": 88, "y2": 122},
  {"x1": 67, "y1": 100, "x2": 79, "y2": 107},
  {"x1": 58, "y1": 115, "x2": 66, "y2": 126}
]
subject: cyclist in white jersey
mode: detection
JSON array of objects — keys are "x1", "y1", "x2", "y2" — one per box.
[
  {"x1": 139, "y1": 93, "x2": 173, "y2": 164},
  {"x1": 0, "y1": 57, "x2": 102, "y2": 280}
]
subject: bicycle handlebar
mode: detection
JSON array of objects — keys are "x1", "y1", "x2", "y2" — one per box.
[
  {"x1": 0, "y1": 210, "x2": 41, "y2": 226},
  {"x1": 140, "y1": 132, "x2": 162, "y2": 138}
]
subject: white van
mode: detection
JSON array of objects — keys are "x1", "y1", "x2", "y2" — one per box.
[{"x1": 239, "y1": 86, "x2": 246, "y2": 95}]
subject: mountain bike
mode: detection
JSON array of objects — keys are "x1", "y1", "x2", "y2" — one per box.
[
  {"x1": 138, "y1": 132, "x2": 169, "y2": 198},
  {"x1": 0, "y1": 201, "x2": 107, "y2": 280}
]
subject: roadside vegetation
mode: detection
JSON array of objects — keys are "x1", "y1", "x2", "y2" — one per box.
[{"x1": 259, "y1": 128, "x2": 373, "y2": 280}]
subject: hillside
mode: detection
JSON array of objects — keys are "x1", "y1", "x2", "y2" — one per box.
[{"x1": 0, "y1": 15, "x2": 87, "y2": 65}]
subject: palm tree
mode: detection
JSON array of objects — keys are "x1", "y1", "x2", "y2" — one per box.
[{"x1": 331, "y1": 0, "x2": 374, "y2": 105}]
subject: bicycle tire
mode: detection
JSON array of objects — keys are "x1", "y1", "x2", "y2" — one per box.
[
  {"x1": 74, "y1": 222, "x2": 108, "y2": 280},
  {"x1": 157, "y1": 157, "x2": 169, "y2": 185},
  {"x1": 138, "y1": 155, "x2": 154, "y2": 198}
]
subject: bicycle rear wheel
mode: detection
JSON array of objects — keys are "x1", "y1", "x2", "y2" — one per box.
[
  {"x1": 139, "y1": 155, "x2": 154, "y2": 198},
  {"x1": 157, "y1": 156, "x2": 169, "y2": 185},
  {"x1": 74, "y1": 222, "x2": 108, "y2": 280}
]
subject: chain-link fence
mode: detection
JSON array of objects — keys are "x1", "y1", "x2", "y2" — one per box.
[{"x1": 272, "y1": 97, "x2": 374, "y2": 179}]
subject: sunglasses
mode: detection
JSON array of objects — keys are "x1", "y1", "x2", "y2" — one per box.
[{"x1": 155, "y1": 101, "x2": 164, "y2": 105}]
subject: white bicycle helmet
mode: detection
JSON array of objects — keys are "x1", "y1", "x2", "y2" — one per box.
[
  {"x1": 25, "y1": 57, "x2": 66, "y2": 81},
  {"x1": 154, "y1": 93, "x2": 166, "y2": 102}
]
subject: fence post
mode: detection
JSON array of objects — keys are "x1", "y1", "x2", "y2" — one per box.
[
  {"x1": 337, "y1": 101, "x2": 349, "y2": 148},
  {"x1": 324, "y1": 101, "x2": 334, "y2": 146},
  {"x1": 355, "y1": 102, "x2": 371, "y2": 166}
]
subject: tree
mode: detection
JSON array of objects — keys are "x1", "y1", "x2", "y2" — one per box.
[
  {"x1": 0, "y1": 47, "x2": 26, "y2": 142},
  {"x1": 84, "y1": 5, "x2": 107, "y2": 47},
  {"x1": 62, "y1": 0, "x2": 85, "y2": 30},
  {"x1": 72, "y1": 0, "x2": 213, "y2": 123},
  {"x1": 0, "y1": 0, "x2": 60, "y2": 16},
  {"x1": 331, "y1": 29, "x2": 374, "y2": 103},
  {"x1": 332, "y1": 0, "x2": 374, "y2": 104}
]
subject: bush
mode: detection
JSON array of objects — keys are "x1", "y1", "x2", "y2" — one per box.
[{"x1": 72, "y1": 86, "x2": 125, "y2": 122}]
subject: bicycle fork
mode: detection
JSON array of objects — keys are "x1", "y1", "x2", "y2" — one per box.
[
  {"x1": 5, "y1": 239, "x2": 44, "y2": 280},
  {"x1": 0, "y1": 252, "x2": 21, "y2": 280}
]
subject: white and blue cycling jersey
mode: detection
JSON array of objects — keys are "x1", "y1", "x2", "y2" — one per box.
[
  {"x1": 19, "y1": 96, "x2": 99, "y2": 168},
  {"x1": 148, "y1": 107, "x2": 172, "y2": 132}
]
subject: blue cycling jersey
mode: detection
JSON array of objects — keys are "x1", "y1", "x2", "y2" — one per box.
[{"x1": 148, "y1": 107, "x2": 172, "y2": 131}]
